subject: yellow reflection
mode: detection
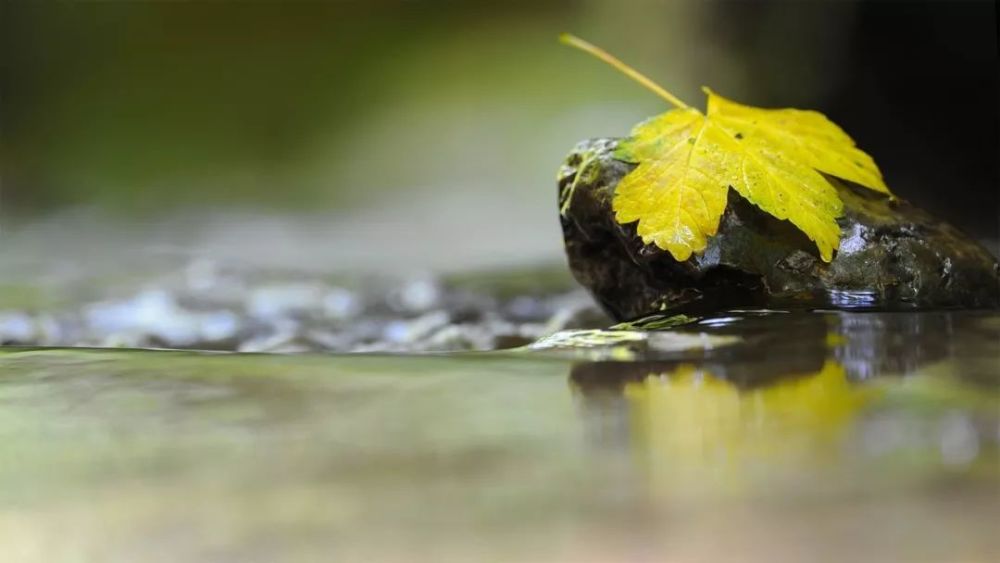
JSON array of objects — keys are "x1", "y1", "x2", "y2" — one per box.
[{"x1": 623, "y1": 360, "x2": 877, "y2": 497}]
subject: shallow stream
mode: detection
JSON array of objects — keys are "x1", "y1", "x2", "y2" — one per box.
[{"x1": 1, "y1": 291, "x2": 997, "y2": 561}]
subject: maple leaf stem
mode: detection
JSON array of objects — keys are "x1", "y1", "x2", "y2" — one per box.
[{"x1": 559, "y1": 33, "x2": 689, "y2": 110}]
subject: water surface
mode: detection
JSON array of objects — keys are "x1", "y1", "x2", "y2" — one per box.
[{"x1": 0, "y1": 311, "x2": 997, "y2": 561}]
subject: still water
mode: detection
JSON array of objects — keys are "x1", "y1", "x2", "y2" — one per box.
[{"x1": 0, "y1": 310, "x2": 997, "y2": 562}]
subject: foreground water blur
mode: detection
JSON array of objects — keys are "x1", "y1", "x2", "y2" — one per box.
[{"x1": 0, "y1": 309, "x2": 996, "y2": 562}]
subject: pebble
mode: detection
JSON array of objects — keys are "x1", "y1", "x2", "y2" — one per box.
[{"x1": 0, "y1": 261, "x2": 608, "y2": 353}]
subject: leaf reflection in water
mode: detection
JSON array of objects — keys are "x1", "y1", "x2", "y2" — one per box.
[{"x1": 623, "y1": 360, "x2": 877, "y2": 497}]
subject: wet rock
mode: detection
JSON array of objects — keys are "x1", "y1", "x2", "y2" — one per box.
[
  {"x1": 387, "y1": 277, "x2": 442, "y2": 314},
  {"x1": 84, "y1": 289, "x2": 241, "y2": 348},
  {"x1": 322, "y1": 287, "x2": 362, "y2": 320},
  {"x1": 381, "y1": 311, "x2": 452, "y2": 345},
  {"x1": 246, "y1": 283, "x2": 328, "y2": 321},
  {"x1": 237, "y1": 328, "x2": 312, "y2": 354},
  {"x1": 558, "y1": 138, "x2": 1000, "y2": 320}
]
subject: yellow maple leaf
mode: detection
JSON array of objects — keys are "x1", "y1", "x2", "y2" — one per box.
[{"x1": 561, "y1": 34, "x2": 891, "y2": 262}]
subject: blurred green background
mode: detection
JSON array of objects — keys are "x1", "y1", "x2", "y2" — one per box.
[{"x1": 2, "y1": 0, "x2": 996, "y2": 271}]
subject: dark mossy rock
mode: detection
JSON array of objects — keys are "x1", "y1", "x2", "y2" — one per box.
[{"x1": 558, "y1": 138, "x2": 1000, "y2": 321}]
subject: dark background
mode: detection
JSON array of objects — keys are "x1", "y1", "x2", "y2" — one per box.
[{"x1": 717, "y1": 0, "x2": 998, "y2": 238}]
